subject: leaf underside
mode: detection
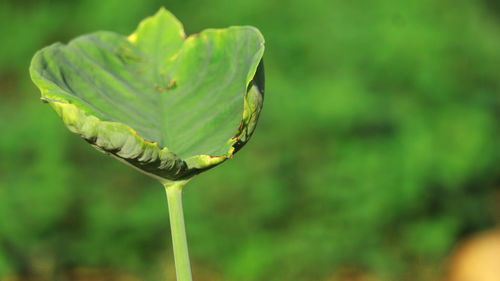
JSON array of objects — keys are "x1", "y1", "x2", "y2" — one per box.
[{"x1": 30, "y1": 8, "x2": 265, "y2": 182}]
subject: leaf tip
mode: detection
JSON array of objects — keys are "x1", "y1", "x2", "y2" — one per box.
[{"x1": 127, "y1": 33, "x2": 138, "y2": 44}]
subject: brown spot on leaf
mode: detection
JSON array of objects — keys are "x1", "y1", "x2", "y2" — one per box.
[{"x1": 166, "y1": 80, "x2": 177, "y2": 90}]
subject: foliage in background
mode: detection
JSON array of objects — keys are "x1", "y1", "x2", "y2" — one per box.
[{"x1": 1, "y1": 0, "x2": 500, "y2": 280}]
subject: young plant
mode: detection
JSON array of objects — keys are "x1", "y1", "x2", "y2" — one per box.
[{"x1": 29, "y1": 8, "x2": 265, "y2": 281}]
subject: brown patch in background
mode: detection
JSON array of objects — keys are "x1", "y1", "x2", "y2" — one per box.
[{"x1": 445, "y1": 229, "x2": 500, "y2": 281}]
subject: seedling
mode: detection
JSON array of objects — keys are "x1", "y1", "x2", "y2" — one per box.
[{"x1": 29, "y1": 8, "x2": 265, "y2": 281}]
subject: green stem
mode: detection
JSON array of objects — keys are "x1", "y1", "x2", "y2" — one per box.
[{"x1": 164, "y1": 181, "x2": 193, "y2": 281}]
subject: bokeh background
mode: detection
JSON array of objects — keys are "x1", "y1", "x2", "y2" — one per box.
[{"x1": 1, "y1": 0, "x2": 500, "y2": 280}]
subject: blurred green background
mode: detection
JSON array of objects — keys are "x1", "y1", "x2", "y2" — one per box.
[{"x1": 1, "y1": 0, "x2": 500, "y2": 280}]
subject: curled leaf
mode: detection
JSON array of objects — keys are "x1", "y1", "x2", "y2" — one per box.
[{"x1": 30, "y1": 8, "x2": 265, "y2": 182}]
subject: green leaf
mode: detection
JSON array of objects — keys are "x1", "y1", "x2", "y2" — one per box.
[{"x1": 30, "y1": 8, "x2": 265, "y2": 182}]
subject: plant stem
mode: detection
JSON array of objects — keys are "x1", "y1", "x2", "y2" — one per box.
[{"x1": 164, "y1": 181, "x2": 193, "y2": 281}]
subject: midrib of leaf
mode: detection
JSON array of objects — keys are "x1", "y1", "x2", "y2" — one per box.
[{"x1": 155, "y1": 17, "x2": 173, "y2": 153}]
